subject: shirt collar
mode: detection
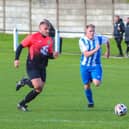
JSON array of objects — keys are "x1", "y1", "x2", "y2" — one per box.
[{"x1": 84, "y1": 36, "x2": 95, "y2": 41}]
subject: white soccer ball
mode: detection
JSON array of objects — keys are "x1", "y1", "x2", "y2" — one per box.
[{"x1": 114, "y1": 104, "x2": 127, "y2": 116}]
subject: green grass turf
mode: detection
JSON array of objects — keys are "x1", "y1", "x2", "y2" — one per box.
[
  {"x1": 62, "y1": 38, "x2": 127, "y2": 56},
  {"x1": 0, "y1": 33, "x2": 129, "y2": 129}
]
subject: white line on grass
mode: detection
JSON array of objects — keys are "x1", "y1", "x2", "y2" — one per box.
[{"x1": 0, "y1": 118, "x2": 128, "y2": 125}]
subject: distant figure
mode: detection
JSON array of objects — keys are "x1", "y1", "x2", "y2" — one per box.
[
  {"x1": 79, "y1": 24, "x2": 110, "y2": 108},
  {"x1": 125, "y1": 17, "x2": 129, "y2": 57},
  {"x1": 113, "y1": 15, "x2": 125, "y2": 57}
]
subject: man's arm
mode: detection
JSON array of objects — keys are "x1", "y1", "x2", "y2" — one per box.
[
  {"x1": 120, "y1": 22, "x2": 125, "y2": 33},
  {"x1": 14, "y1": 44, "x2": 24, "y2": 68},
  {"x1": 83, "y1": 44, "x2": 100, "y2": 57},
  {"x1": 104, "y1": 41, "x2": 110, "y2": 58},
  {"x1": 99, "y1": 35, "x2": 110, "y2": 58},
  {"x1": 79, "y1": 38, "x2": 100, "y2": 57}
]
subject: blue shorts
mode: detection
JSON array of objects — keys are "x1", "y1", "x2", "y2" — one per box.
[{"x1": 80, "y1": 65, "x2": 102, "y2": 85}]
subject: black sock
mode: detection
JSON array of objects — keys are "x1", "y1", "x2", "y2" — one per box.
[
  {"x1": 23, "y1": 78, "x2": 33, "y2": 88},
  {"x1": 20, "y1": 90, "x2": 39, "y2": 106},
  {"x1": 127, "y1": 46, "x2": 129, "y2": 53}
]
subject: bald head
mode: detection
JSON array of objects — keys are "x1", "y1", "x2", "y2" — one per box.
[{"x1": 39, "y1": 21, "x2": 50, "y2": 36}]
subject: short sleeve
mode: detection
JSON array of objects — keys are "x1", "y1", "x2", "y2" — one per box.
[
  {"x1": 79, "y1": 38, "x2": 89, "y2": 53},
  {"x1": 21, "y1": 35, "x2": 32, "y2": 47},
  {"x1": 102, "y1": 36, "x2": 109, "y2": 44},
  {"x1": 97, "y1": 35, "x2": 109, "y2": 45}
]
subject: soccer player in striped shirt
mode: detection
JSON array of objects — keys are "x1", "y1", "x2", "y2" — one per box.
[{"x1": 79, "y1": 24, "x2": 110, "y2": 108}]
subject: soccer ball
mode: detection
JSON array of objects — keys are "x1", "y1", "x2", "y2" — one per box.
[{"x1": 114, "y1": 104, "x2": 127, "y2": 116}]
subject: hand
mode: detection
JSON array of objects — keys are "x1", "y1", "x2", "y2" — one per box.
[
  {"x1": 14, "y1": 60, "x2": 20, "y2": 68},
  {"x1": 53, "y1": 52, "x2": 59, "y2": 59},
  {"x1": 95, "y1": 44, "x2": 100, "y2": 51}
]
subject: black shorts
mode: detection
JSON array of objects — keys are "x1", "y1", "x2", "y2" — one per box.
[{"x1": 26, "y1": 61, "x2": 46, "y2": 82}]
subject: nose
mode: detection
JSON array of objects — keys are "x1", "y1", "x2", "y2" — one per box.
[{"x1": 47, "y1": 29, "x2": 49, "y2": 33}]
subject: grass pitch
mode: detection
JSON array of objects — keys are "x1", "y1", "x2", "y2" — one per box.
[{"x1": 0, "y1": 33, "x2": 129, "y2": 129}]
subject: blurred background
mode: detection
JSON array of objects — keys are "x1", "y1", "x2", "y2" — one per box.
[{"x1": 0, "y1": 0, "x2": 129, "y2": 37}]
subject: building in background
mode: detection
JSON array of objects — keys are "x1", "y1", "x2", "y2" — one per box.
[{"x1": 0, "y1": 0, "x2": 129, "y2": 37}]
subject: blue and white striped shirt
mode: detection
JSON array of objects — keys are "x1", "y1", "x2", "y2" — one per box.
[{"x1": 79, "y1": 35, "x2": 108, "y2": 66}]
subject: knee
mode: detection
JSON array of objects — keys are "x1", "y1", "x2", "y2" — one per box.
[
  {"x1": 95, "y1": 83, "x2": 100, "y2": 87},
  {"x1": 84, "y1": 84, "x2": 90, "y2": 90},
  {"x1": 33, "y1": 83, "x2": 45, "y2": 93},
  {"x1": 32, "y1": 79, "x2": 45, "y2": 93},
  {"x1": 93, "y1": 80, "x2": 101, "y2": 87},
  {"x1": 35, "y1": 86, "x2": 43, "y2": 93}
]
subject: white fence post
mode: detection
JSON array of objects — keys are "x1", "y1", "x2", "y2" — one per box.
[
  {"x1": 13, "y1": 28, "x2": 19, "y2": 52},
  {"x1": 55, "y1": 29, "x2": 60, "y2": 52}
]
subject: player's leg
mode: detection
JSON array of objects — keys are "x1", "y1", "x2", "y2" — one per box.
[
  {"x1": 92, "y1": 79, "x2": 101, "y2": 87},
  {"x1": 16, "y1": 61, "x2": 35, "y2": 91},
  {"x1": 17, "y1": 68, "x2": 46, "y2": 111},
  {"x1": 92, "y1": 65, "x2": 102, "y2": 87},
  {"x1": 18, "y1": 78, "x2": 44, "y2": 111},
  {"x1": 16, "y1": 77, "x2": 33, "y2": 91},
  {"x1": 125, "y1": 41, "x2": 129, "y2": 57},
  {"x1": 127, "y1": 42, "x2": 129, "y2": 56},
  {"x1": 84, "y1": 83, "x2": 94, "y2": 107},
  {"x1": 115, "y1": 38, "x2": 123, "y2": 56},
  {"x1": 80, "y1": 66, "x2": 94, "y2": 107}
]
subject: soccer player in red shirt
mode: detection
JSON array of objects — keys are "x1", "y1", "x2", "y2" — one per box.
[{"x1": 14, "y1": 20, "x2": 58, "y2": 111}]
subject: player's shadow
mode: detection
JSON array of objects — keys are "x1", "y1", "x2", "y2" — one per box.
[{"x1": 39, "y1": 107, "x2": 113, "y2": 112}]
